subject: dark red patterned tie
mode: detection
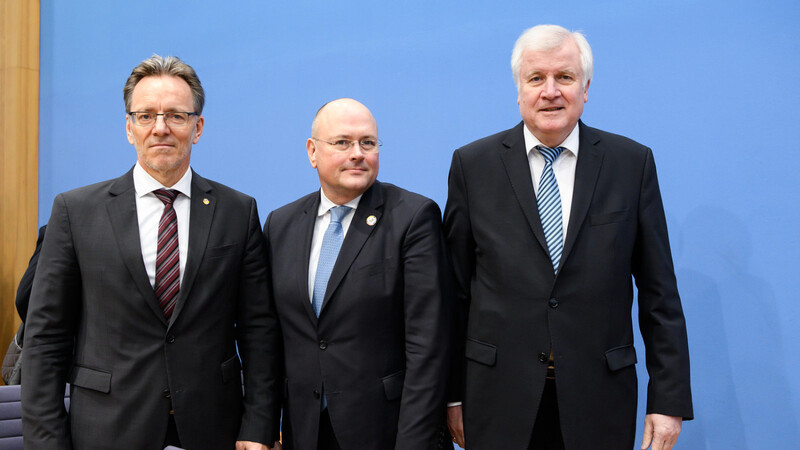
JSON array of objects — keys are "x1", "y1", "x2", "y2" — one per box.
[{"x1": 153, "y1": 189, "x2": 180, "y2": 319}]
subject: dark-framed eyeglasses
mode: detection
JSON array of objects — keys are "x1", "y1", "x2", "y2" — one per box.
[
  {"x1": 129, "y1": 111, "x2": 199, "y2": 127},
  {"x1": 312, "y1": 137, "x2": 382, "y2": 153}
]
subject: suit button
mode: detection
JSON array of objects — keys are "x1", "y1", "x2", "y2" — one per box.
[
  {"x1": 313, "y1": 390, "x2": 321, "y2": 399},
  {"x1": 549, "y1": 298, "x2": 559, "y2": 308},
  {"x1": 162, "y1": 389, "x2": 171, "y2": 399},
  {"x1": 538, "y1": 352, "x2": 548, "y2": 363},
  {"x1": 319, "y1": 340, "x2": 327, "y2": 350},
  {"x1": 166, "y1": 335, "x2": 175, "y2": 344}
]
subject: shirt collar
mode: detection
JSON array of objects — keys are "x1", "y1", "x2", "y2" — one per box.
[
  {"x1": 523, "y1": 122, "x2": 580, "y2": 159},
  {"x1": 317, "y1": 189, "x2": 362, "y2": 218},
  {"x1": 133, "y1": 162, "x2": 193, "y2": 199}
]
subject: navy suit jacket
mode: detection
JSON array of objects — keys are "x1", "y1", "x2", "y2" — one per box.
[
  {"x1": 264, "y1": 181, "x2": 451, "y2": 450},
  {"x1": 444, "y1": 122, "x2": 693, "y2": 449}
]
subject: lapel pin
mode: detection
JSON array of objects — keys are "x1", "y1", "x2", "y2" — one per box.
[
  {"x1": 203, "y1": 198, "x2": 210, "y2": 205},
  {"x1": 366, "y1": 215, "x2": 377, "y2": 226}
]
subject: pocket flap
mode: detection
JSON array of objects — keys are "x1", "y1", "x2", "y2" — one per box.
[
  {"x1": 465, "y1": 338, "x2": 497, "y2": 366},
  {"x1": 590, "y1": 210, "x2": 630, "y2": 226},
  {"x1": 221, "y1": 355, "x2": 242, "y2": 384},
  {"x1": 605, "y1": 344, "x2": 637, "y2": 371},
  {"x1": 69, "y1": 365, "x2": 111, "y2": 393},
  {"x1": 382, "y1": 370, "x2": 405, "y2": 400}
]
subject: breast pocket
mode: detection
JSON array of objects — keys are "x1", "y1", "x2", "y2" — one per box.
[{"x1": 590, "y1": 210, "x2": 630, "y2": 226}]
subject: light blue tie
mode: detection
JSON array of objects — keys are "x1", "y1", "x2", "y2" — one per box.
[
  {"x1": 536, "y1": 145, "x2": 565, "y2": 273},
  {"x1": 312, "y1": 205, "x2": 351, "y2": 317}
]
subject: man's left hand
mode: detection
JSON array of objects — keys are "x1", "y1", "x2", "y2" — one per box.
[
  {"x1": 236, "y1": 441, "x2": 282, "y2": 450},
  {"x1": 640, "y1": 414, "x2": 682, "y2": 450}
]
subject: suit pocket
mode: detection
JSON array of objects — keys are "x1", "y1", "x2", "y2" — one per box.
[
  {"x1": 69, "y1": 365, "x2": 112, "y2": 393},
  {"x1": 465, "y1": 338, "x2": 497, "y2": 367},
  {"x1": 590, "y1": 210, "x2": 630, "y2": 226},
  {"x1": 382, "y1": 370, "x2": 405, "y2": 400},
  {"x1": 221, "y1": 355, "x2": 242, "y2": 384},
  {"x1": 605, "y1": 344, "x2": 637, "y2": 371},
  {"x1": 205, "y1": 243, "x2": 237, "y2": 259}
]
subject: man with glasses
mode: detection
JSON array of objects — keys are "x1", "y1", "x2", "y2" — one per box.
[
  {"x1": 22, "y1": 55, "x2": 281, "y2": 450},
  {"x1": 263, "y1": 98, "x2": 451, "y2": 449}
]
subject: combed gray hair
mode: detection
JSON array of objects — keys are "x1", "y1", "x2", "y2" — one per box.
[
  {"x1": 123, "y1": 54, "x2": 205, "y2": 114},
  {"x1": 510, "y1": 25, "x2": 593, "y2": 90}
]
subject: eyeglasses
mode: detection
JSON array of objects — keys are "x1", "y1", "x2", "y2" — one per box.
[
  {"x1": 312, "y1": 137, "x2": 382, "y2": 153},
  {"x1": 129, "y1": 111, "x2": 198, "y2": 127}
]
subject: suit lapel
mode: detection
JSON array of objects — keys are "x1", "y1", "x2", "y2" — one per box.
[
  {"x1": 106, "y1": 169, "x2": 168, "y2": 325},
  {"x1": 320, "y1": 182, "x2": 383, "y2": 315},
  {"x1": 171, "y1": 171, "x2": 215, "y2": 325},
  {"x1": 561, "y1": 122, "x2": 604, "y2": 269},
  {"x1": 499, "y1": 122, "x2": 549, "y2": 254},
  {"x1": 299, "y1": 194, "x2": 321, "y2": 325}
]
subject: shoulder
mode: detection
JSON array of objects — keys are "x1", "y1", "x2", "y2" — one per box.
[
  {"x1": 376, "y1": 181, "x2": 441, "y2": 217},
  {"x1": 454, "y1": 123, "x2": 522, "y2": 160},
  {"x1": 266, "y1": 191, "x2": 318, "y2": 222},
  {"x1": 193, "y1": 173, "x2": 258, "y2": 209},
  {"x1": 581, "y1": 123, "x2": 651, "y2": 156}
]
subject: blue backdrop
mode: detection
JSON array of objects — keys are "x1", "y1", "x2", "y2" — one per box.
[{"x1": 38, "y1": 1, "x2": 800, "y2": 448}]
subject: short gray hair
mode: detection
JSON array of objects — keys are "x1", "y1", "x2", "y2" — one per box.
[
  {"x1": 123, "y1": 54, "x2": 205, "y2": 114},
  {"x1": 510, "y1": 25, "x2": 593, "y2": 90}
]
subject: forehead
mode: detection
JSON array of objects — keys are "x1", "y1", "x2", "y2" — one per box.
[
  {"x1": 520, "y1": 40, "x2": 582, "y2": 75},
  {"x1": 318, "y1": 106, "x2": 377, "y2": 137},
  {"x1": 130, "y1": 75, "x2": 193, "y2": 109}
]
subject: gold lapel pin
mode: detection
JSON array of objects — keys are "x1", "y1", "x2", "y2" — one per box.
[
  {"x1": 203, "y1": 198, "x2": 210, "y2": 205},
  {"x1": 366, "y1": 215, "x2": 377, "y2": 226}
]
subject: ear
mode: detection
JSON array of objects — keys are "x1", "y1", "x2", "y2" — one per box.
[
  {"x1": 306, "y1": 138, "x2": 318, "y2": 168},
  {"x1": 126, "y1": 115, "x2": 135, "y2": 145},
  {"x1": 583, "y1": 78, "x2": 591, "y2": 103},
  {"x1": 192, "y1": 116, "x2": 205, "y2": 144}
]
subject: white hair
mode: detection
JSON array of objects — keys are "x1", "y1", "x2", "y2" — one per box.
[{"x1": 510, "y1": 24, "x2": 593, "y2": 90}]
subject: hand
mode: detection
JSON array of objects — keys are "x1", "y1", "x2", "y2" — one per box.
[
  {"x1": 447, "y1": 404, "x2": 465, "y2": 448},
  {"x1": 235, "y1": 441, "x2": 269, "y2": 450},
  {"x1": 641, "y1": 414, "x2": 682, "y2": 450}
]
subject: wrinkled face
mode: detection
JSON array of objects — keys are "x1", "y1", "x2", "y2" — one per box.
[
  {"x1": 517, "y1": 39, "x2": 589, "y2": 147},
  {"x1": 307, "y1": 100, "x2": 379, "y2": 204},
  {"x1": 126, "y1": 75, "x2": 203, "y2": 185}
]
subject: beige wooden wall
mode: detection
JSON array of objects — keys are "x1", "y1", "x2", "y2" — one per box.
[{"x1": 1, "y1": 0, "x2": 40, "y2": 382}]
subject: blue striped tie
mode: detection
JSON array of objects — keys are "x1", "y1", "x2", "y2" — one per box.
[
  {"x1": 536, "y1": 145, "x2": 565, "y2": 273},
  {"x1": 312, "y1": 205, "x2": 351, "y2": 316}
]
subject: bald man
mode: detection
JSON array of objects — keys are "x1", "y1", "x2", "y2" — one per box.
[{"x1": 263, "y1": 99, "x2": 451, "y2": 449}]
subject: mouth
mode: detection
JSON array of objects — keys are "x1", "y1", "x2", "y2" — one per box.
[{"x1": 539, "y1": 106, "x2": 564, "y2": 112}]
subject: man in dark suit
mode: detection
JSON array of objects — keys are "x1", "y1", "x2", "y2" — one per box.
[
  {"x1": 263, "y1": 98, "x2": 450, "y2": 449},
  {"x1": 22, "y1": 55, "x2": 281, "y2": 450},
  {"x1": 444, "y1": 25, "x2": 692, "y2": 450}
]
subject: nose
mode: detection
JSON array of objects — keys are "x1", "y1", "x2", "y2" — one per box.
[
  {"x1": 541, "y1": 77, "x2": 560, "y2": 99},
  {"x1": 348, "y1": 143, "x2": 366, "y2": 160},
  {"x1": 152, "y1": 115, "x2": 171, "y2": 135}
]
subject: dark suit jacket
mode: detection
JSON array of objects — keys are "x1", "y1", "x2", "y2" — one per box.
[
  {"x1": 443, "y1": 122, "x2": 693, "y2": 449},
  {"x1": 22, "y1": 169, "x2": 281, "y2": 450},
  {"x1": 263, "y1": 181, "x2": 451, "y2": 450}
]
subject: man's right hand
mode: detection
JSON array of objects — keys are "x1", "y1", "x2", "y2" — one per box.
[{"x1": 447, "y1": 405, "x2": 465, "y2": 448}]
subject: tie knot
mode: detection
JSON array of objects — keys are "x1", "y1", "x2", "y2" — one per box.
[
  {"x1": 536, "y1": 145, "x2": 565, "y2": 164},
  {"x1": 153, "y1": 189, "x2": 178, "y2": 205},
  {"x1": 329, "y1": 206, "x2": 351, "y2": 224}
]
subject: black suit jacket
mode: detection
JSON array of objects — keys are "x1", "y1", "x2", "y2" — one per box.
[
  {"x1": 263, "y1": 181, "x2": 451, "y2": 450},
  {"x1": 22, "y1": 169, "x2": 281, "y2": 450},
  {"x1": 444, "y1": 122, "x2": 693, "y2": 449}
]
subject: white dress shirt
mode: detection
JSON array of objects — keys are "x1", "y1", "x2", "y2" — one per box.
[
  {"x1": 133, "y1": 162, "x2": 191, "y2": 288},
  {"x1": 307, "y1": 190, "x2": 361, "y2": 302},
  {"x1": 524, "y1": 123, "x2": 580, "y2": 242}
]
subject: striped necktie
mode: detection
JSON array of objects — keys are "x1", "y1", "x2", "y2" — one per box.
[
  {"x1": 153, "y1": 189, "x2": 180, "y2": 318},
  {"x1": 535, "y1": 145, "x2": 565, "y2": 273}
]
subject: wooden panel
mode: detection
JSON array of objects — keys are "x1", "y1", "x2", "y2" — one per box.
[{"x1": 0, "y1": 0, "x2": 40, "y2": 383}]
